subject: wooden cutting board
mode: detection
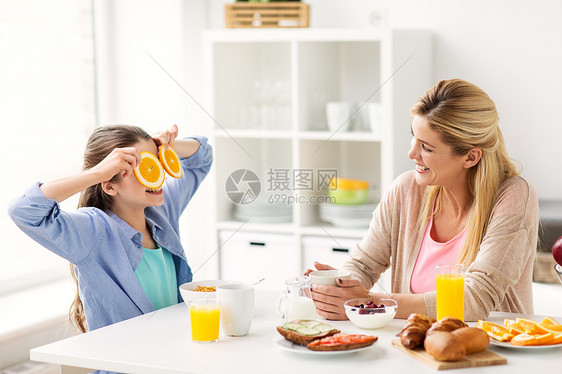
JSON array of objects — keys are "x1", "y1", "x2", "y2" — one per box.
[{"x1": 392, "y1": 339, "x2": 507, "y2": 370}]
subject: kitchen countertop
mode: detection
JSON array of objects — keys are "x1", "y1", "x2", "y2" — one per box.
[{"x1": 30, "y1": 289, "x2": 562, "y2": 374}]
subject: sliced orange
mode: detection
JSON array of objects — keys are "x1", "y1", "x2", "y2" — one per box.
[
  {"x1": 504, "y1": 319, "x2": 524, "y2": 335},
  {"x1": 516, "y1": 318, "x2": 550, "y2": 335},
  {"x1": 510, "y1": 332, "x2": 555, "y2": 346},
  {"x1": 158, "y1": 146, "x2": 182, "y2": 178},
  {"x1": 552, "y1": 333, "x2": 562, "y2": 344},
  {"x1": 478, "y1": 320, "x2": 514, "y2": 342},
  {"x1": 539, "y1": 317, "x2": 562, "y2": 328},
  {"x1": 134, "y1": 151, "x2": 165, "y2": 189}
]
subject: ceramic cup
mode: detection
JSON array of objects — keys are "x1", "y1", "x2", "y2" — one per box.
[
  {"x1": 326, "y1": 102, "x2": 354, "y2": 132},
  {"x1": 216, "y1": 283, "x2": 255, "y2": 336},
  {"x1": 309, "y1": 269, "x2": 351, "y2": 286},
  {"x1": 367, "y1": 102, "x2": 383, "y2": 135}
]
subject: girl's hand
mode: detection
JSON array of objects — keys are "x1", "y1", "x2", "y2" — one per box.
[
  {"x1": 311, "y1": 278, "x2": 370, "y2": 320},
  {"x1": 152, "y1": 124, "x2": 179, "y2": 150},
  {"x1": 90, "y1": 147, "x2": 141, "y2": 182}
]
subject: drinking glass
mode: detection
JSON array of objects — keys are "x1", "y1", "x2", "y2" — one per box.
[
  {"x1": 189, "y1": 299, "x2": 220, "y2": 342},
  {"x1": 435, "y1": 264, "x2": 465, "y2": 321}
]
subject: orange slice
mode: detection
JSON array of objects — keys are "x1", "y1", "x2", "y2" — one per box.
[
  {"x1": 540, "y1": 316, "x2": 561, "y2": 328},
  {"x1": 516, "y1": 318, "x2": 550, "y2": 335},
  {"x1": 158, "y1": 146, "x2": 182, "y2": 178},
  {"x1": 478, "y1": 320, "x2": 514, "y2": 342},
  {"x1": 510, "y1": 332, "x2": 555, "y2": 346},
  {"x1": 134, "y1": 151, "x2": 165, "y2": 189},
  {"x1": 504, "y1": 319, "x2": 524, "y2": 335}
]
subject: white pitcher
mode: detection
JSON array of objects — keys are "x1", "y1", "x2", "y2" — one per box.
[{"x1": 277, "y1": 276, "x2": 317, "y2": 322}]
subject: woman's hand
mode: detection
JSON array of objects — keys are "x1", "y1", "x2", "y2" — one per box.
[
  {"x1": 304, "y1": 262, "x2": 369, "y2": 320},
  {"x1": 152, "y1": 124, "x2": 179, "y2": 150},
  {"x1": 303, "y1": 262, "x2": 335, "y2": 276},
  {"x1": 312, "y1": 278, "x2": 370, "y2": 320}
]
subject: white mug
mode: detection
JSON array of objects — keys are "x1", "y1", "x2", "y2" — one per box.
[
  {"x1": 326, "y1": 102, "x2": 354, "y2": 132},
  {"x1": 367, "y1": 102, "x2": 383, "y2": 135},
  {"x1": 217, "y1": 283, "x2": 254, "y2": 336}
]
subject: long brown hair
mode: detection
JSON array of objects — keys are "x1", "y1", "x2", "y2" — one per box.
[
  {"x1": 70, "y1": 125, "x2": 152, "y2": 333},
  {"x1": 411, "y1": 79, "x2": 519, "y2": 267}
]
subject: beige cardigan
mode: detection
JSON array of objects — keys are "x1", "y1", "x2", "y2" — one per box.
[{"x1": 341, "y1": 171, "x2": 539, "y2": 321}]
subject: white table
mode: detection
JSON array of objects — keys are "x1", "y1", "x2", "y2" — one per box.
[{"x1": 30, "y1": 290, "x2": 562, "y2": 374}]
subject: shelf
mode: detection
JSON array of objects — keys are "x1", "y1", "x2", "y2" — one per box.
[
  {"x1": 299, "y1": 225, "x2": 367, "y2": 239},
  {"x1": 204, "y1": 28, "x2": 392, "y2": 43},
  {"x1": 297, "y1": 131, "x2": 383, "y2": 142},
  {"x1": 214, "y1": 129, "x2": 293, "y2": 140},
  {"x1": 217, "y1": 221, "x2": 295, "y2": 235},
  {"x1": 205, "y1": 28, "x2": 432, "y2": 281}
]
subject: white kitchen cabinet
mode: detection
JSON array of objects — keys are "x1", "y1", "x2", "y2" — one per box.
[
  {"x1": 204, "y1": 28, "x2": 432, "y2": 286},
  {"x1": 219, "y1": 230, "x2": 299, "y2": 290}
]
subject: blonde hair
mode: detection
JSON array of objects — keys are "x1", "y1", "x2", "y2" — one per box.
[
  {"x1": 411, "y1": 79, "x2": 519, "y2": 266},
  {"x1": 70, "y1": 125, "x2": 152, "y2": 333}
]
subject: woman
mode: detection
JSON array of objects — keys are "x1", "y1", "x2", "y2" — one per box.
[{"x1": 309, "y1": 79, "x2": 539, "y2": 322}]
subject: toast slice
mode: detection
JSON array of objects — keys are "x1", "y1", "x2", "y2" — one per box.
[
  {"x1": 276, "y1": 320, "x2": 340, "y2": 346},
  {"x1": 307, "y1": 333, "x2": 378, "y2": 351}
]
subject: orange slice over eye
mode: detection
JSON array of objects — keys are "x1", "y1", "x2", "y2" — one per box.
[
  {"x1": 158, "y1": 146, "x2": 182, "y2": 178},
  {"x1": 134, "y1": 151, "x2": 165, "y2": 189}
]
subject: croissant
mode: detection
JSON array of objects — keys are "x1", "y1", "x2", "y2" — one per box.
[
  {"x1": 426, "y1": 316, "x2": 468, "y2": 336},
  {"x1": 399, "y1": 313, "x2": 436, "y2": 349}
]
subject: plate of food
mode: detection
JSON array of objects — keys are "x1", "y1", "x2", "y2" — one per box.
[
  {"x1": 276, "y1": 337, "x2": 375, "y2": 355},
  {"x1": 276, "y1": 320, "x2": 377, "y2": 355}
]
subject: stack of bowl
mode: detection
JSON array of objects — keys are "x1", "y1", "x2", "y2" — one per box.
[
  {"x1": 233, "y1": 202, "x2": 292, "y2": 223},
  {"x1": 319, "y1": 177, "x2": 376, "y2": 228}
]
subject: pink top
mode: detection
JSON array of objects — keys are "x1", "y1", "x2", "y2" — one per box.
[{"x1": 410, "y1": 215, "x2": 467, "y2": 293}]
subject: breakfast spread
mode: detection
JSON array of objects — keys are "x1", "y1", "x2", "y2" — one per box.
[
  {"x1": 399, "y1": 314, "x2": 489, "y2": 361},
  {"x1": 276, "y1": 320, "x2": 377, "y2": 351},
  {"x1": 477, "y1": 316, "x2": 562, "y2": 346}
]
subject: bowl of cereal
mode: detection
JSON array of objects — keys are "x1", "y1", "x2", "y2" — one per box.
[{"x1": 179, "y1": 280, "x2": 231, "y2": 304}]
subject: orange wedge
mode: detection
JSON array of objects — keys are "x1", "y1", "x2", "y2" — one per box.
[
  {"x1": 540, "y1": 316, "x2": 562, "y2": 331},
  {"x1": 134, "y1": 151, "x2": 165, "y2": 189},
  {"x1": 510, "y1": 332, "x2": 555, "y2": 346},
  {"x1": 478, "y1": 320, "x2": 514, "y2": 342},
  {"x1": 516, "y1": 318, "x2": 550, "y2": 335},
  {"x1": 504, "y1": 319, "x2": 524, "y2": 335},
  {"x1": 158, "y1": 146, "x2": 182, "y2": 178}
]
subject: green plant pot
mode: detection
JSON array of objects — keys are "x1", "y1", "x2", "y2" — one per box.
[{"x1": 328, "y1": 188, "x2": 368, "y2": 205}]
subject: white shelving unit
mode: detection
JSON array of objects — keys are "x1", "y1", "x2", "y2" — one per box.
[{"x1": 203, "y1": 28, "x2": 432, "y2": 290}]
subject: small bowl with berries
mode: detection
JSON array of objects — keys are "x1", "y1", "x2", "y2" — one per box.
[{"x1": 344, "y1": 297, "x2": 398, "y2": 329}]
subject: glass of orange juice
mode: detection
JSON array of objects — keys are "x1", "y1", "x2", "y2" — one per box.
[
  {"x1": 189, "y1": 299, "x2": 220, "y2": 342},
  {"x1": 436, "y1": 264, "x2": 465, "y2": 321}
]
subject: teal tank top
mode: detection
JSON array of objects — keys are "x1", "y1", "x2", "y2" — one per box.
[{"x1": 134, "y1": 245, "x2": 178, "y2": 310}]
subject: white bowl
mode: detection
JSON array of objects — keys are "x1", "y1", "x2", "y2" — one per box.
[
  {"x1": 344, "y1": 297, "x2": 397, "y2": 329},
  {"x1": 309, "y1": 270, "x2": 351, "y2": 286},
  {"x1": 179, "y1": 280, "x2": 230, "y2": 304}
]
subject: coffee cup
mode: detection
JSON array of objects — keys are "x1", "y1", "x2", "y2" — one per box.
[
  {"x1": 309, "y1": 269, "x2": 351, "y2": 286},
  {"x1": 217, "y1": 283, "x2": 254, "y2": 336}
]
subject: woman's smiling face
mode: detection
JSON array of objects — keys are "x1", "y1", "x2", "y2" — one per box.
[{"x1": 407, "y1": 115, "x2": 469, "y2": 188}]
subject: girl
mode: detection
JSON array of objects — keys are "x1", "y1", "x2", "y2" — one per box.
[
  {"x1": 308, "y1": 79, "x2": 539, "y2": 321},
  {"x1": 9, "y1": 124, "x2": 212, "y2": 332}
]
